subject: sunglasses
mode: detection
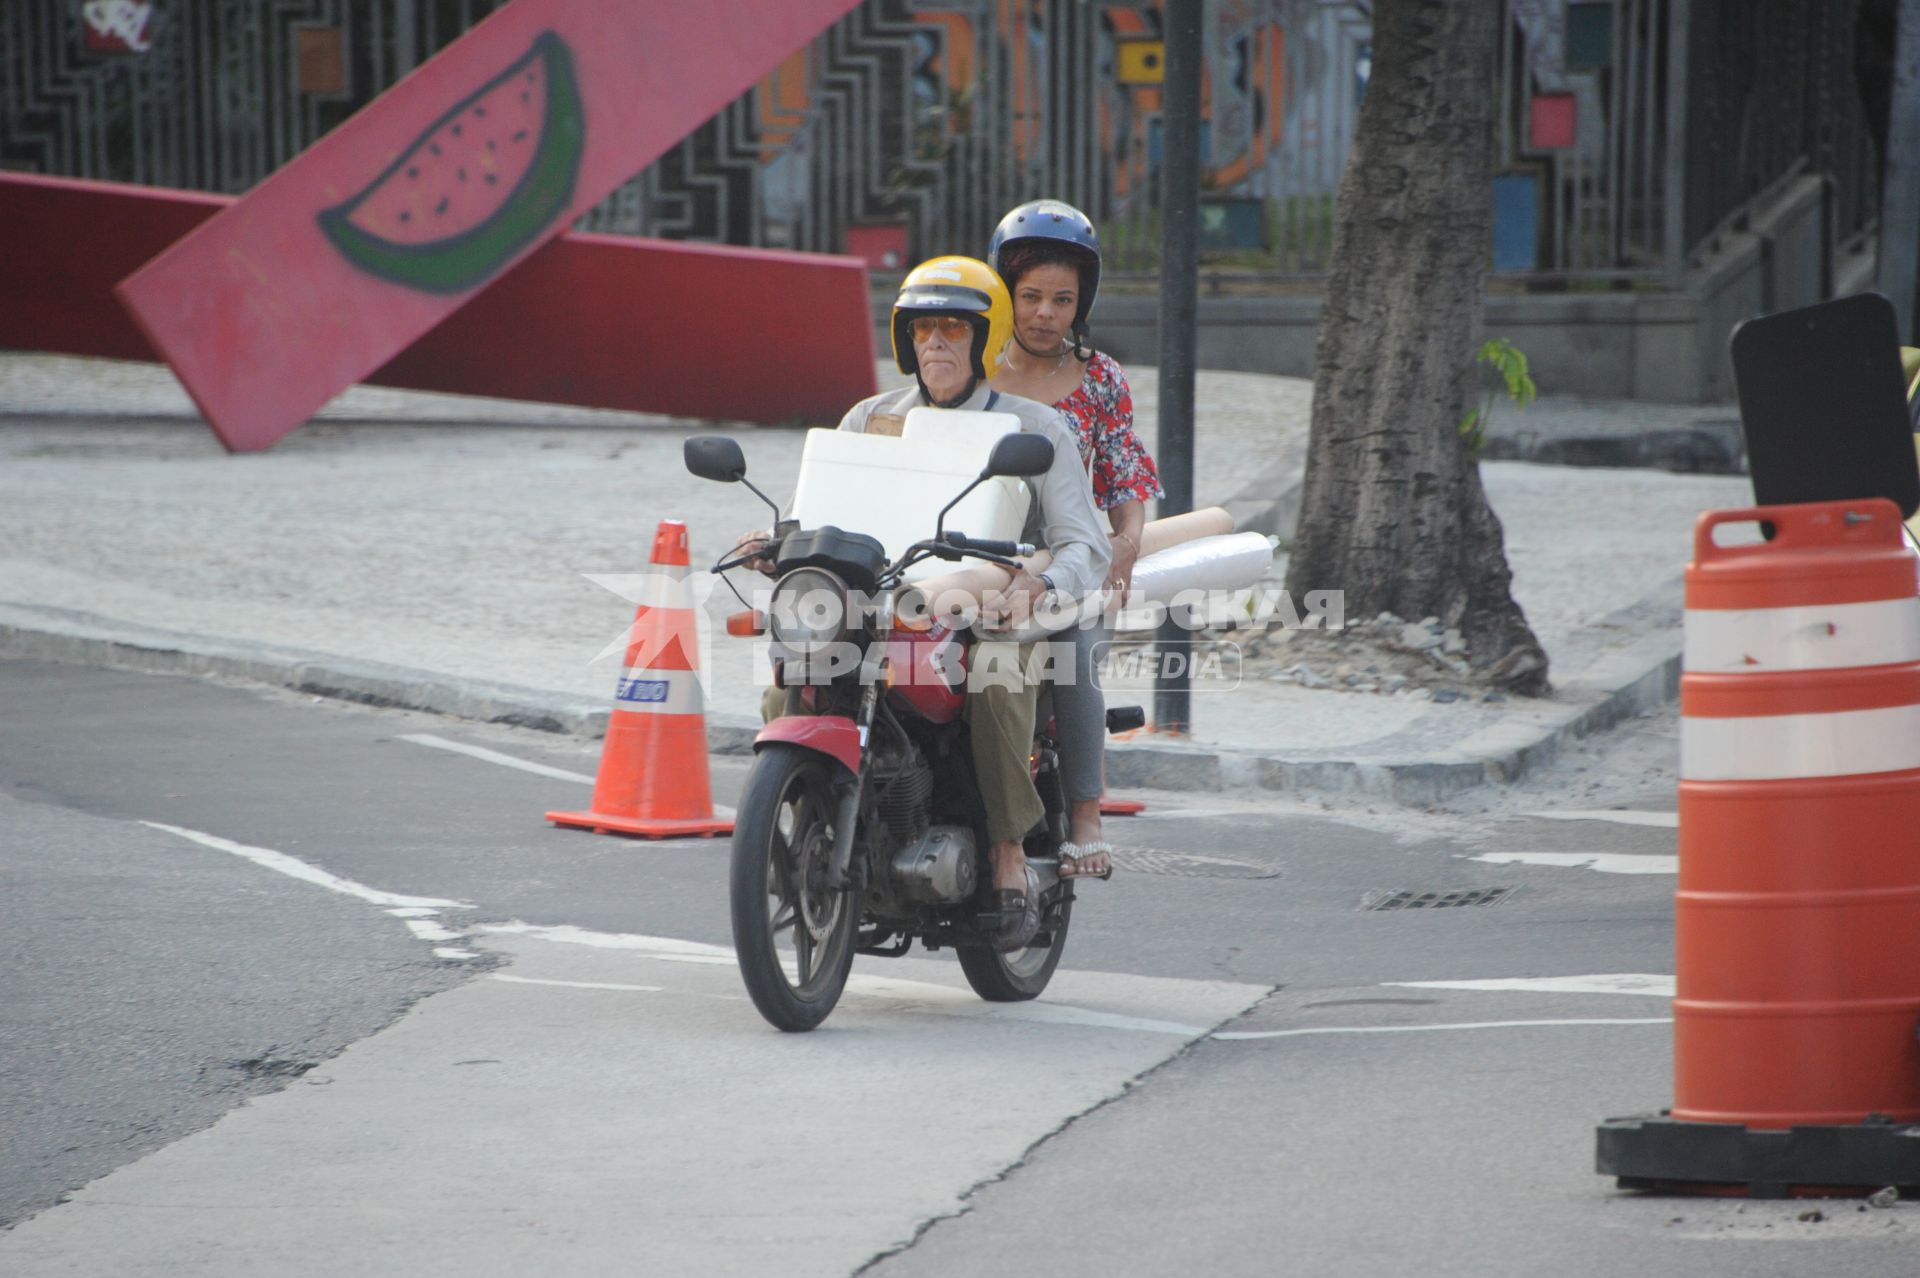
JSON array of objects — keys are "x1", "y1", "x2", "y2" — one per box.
[{"x1": 908, "y1": 315, "x2": 975, "y2": 343}]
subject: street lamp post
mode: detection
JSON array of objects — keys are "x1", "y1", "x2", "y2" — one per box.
[{"x1": 1154, "y1": 0, "x2": 1202, "y2": 734}]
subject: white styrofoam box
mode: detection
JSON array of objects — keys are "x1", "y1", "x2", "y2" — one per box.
[
  {"x1": 900, "y1": 406, "x2": 1023, "y2": 454},
  {"x1": 788, "y1": 411, "x2": 1031, "y2": 580}
]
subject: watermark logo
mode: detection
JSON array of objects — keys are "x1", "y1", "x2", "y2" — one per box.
[
  {"x1": 1095, "y1": 640, "x2": 1243, "y2": 689},
  {"x1": 580, "y1": 566, "x2": 1339, "y2": 697}
]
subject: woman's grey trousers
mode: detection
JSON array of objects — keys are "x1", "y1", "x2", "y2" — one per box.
[{"x1": 1050, "y1": 622, "x2": 1107, "y2": 803}]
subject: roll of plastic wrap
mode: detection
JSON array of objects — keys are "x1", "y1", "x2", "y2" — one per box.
[
  {"x1": 1137, "y1": 506, "x2": 1234, "y2": 557},
  {"x1": 1000, "y1": 533, "x2": 1275, "y2": 640},
  {"x1": 1127, "y1": 532, "x2": 1276, "y2": 605}
]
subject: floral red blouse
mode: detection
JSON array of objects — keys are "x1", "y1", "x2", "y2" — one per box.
[{"x1": 1054, "y1": 351, "x2": 1164, "y2": 511}]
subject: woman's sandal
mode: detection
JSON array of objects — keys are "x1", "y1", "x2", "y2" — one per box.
[{"x1": 1058, "y1": 841, "x2": 1115, "y2": 881}]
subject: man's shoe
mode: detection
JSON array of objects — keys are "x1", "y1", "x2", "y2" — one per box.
[{"x1": 987, "y1": 865, "x2": 1042, "y2": 952}]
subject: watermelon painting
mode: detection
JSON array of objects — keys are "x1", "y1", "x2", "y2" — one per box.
[{"x1": 317, "y1": 31, "x2": 584, "y2": 294}]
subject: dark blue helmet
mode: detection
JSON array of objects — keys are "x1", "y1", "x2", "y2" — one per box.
[{"x1": 987, "y1": 199, "x2": 1102, "y2": 337}]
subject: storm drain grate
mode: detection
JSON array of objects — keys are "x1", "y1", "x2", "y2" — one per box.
[
  {"x1": 1362, "y1": 887, "x2": 1514, "y2": 911},
  {"x1": 1108, "y1": 850, "x2": 1280, "y2": 880}
]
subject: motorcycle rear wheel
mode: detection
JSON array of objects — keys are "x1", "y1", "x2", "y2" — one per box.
[
  {"x1": 956, "y1": 892, "x2": 1072, "y2": 1002},
  {"x1": 730, "y1": 744, "x2": 857, "y2": 1032}
]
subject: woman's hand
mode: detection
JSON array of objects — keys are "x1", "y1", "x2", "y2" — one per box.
[
  {"x1": 729, "y1": 529, "x2": 778, "y2": 577},
  {"x1": 1107, "y1": 530, "x2": 1140, "y2": 606},
  {"x1": 981, "y1": 568, "x2": 1051, "y2": 630}
]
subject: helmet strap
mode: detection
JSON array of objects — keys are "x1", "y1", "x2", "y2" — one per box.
[{"x1": 1012, "y1": 329, "x2": 1071, "y2": 362}]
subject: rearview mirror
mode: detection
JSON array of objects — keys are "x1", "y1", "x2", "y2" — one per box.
[
  {"x1": 684, "y1": 435, "x2": 747, "y2": 483},
  {"x1": 984, "y1": 432, "x2": 1054, "y2": 479}
]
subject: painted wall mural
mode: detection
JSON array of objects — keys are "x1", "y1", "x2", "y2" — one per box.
[
  {"x1": 30, "y1": 0, "x2": 1778, "y2": 280},
  {"x1": 570, "y1": 0, "x2": 1323, "y2": 270},
  {"x1": 1, "y1": 0, "x2": 1348, "y2": 271}
]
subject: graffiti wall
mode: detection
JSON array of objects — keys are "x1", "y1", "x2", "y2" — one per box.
[
  {"x1": 2, "y1": 0, "x2": 1366, "y2": 274},
  {"x1": 575, "y1": 0, "x2": 1351, "y2": 270}
]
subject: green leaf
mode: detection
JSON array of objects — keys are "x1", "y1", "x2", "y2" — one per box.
[{"x1": 1463, "y1": 338, "x2": 1535, "y2": 454}]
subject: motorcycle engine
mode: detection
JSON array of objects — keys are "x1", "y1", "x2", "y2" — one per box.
[
  {"x1": 874, "y1": 755, "x2": 932, "y2": 846},
  {"x1": 889, "y1": 824, "x2": 978, "y2": 904},
  {"x1": 866, "y1": 728, "x2": 976, "y2": 910}
]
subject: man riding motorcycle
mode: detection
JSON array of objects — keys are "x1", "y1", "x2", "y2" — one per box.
[{"x1": 737, "y1": 255, "x2": 1109, "y2": 949}]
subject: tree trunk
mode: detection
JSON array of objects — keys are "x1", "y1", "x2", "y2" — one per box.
[{"x1": 1282, "y1": 0, "x2": 1548, "y2": 695}]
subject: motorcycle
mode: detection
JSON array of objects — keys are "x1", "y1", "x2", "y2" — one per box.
[{"x1": 684, "y1": 431, "x2": 1141, "y2": 1032}]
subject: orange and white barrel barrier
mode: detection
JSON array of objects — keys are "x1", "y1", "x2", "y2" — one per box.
[
  {"x1": 547, "y1": 519, "x2": 732, "y2": 840},
  {"x1": 1676, "y1": 498, "x2": 1920, "y2": 1127}
]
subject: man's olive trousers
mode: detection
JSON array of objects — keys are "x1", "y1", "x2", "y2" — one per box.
[{"x1": 757, "y1": 640, "x2": 1044, "y2": 845}]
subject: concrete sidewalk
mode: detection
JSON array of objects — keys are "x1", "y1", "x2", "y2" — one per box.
[{"x1": 0, "y1": 352, "x2": 1751, "y2": 802}]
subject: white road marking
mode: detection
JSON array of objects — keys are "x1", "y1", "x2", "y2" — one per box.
[
  {"x1": 475, "y1": 920, "x2": 734, "y2": 959},
  {"x1": 1214, "y1": 1017, "x2": 1671, "y2": 1040},
  {"x1": 141, "y1": 821, "x2": 472, "y2": 909},
  {"x1": 491, "y1": 974, "x2": 663, "y2": 993},
  {"x1": 398, "y1": 731, "x2": 736, "y2": 818},
  {"x1": 1469, "y1": 850, "x2": 1678, "y2": 875},
  {"x1": 472, "y1": 924, "x2": 1679, "y2": 1042},
  {"x1": 142, "y1": 821, "x2": 478, "y2": 962},
  {"x1": 398, "y1": 733, "x2": 596, "y2": 784},
  {"x1": 478, "y1": 970, "x2": 1190, "y2": 1043},
  {"x1": 836, "y1": 973, "x2": 1214, "y2": 1036},
  {"x1": 478, "y1": 922, "x2": 1221, "y2": 1036},
  {"x1": 136, "y1": 829, "x2": 1676, "y2": 1045},
  {"x1": 1388, "y1": 973, "x2": 1675, "y2": 998},
  {"x1": 1524, "y1": 808, "x2": 1677, "y2": 828}
]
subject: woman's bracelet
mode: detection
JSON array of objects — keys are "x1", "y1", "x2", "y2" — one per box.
[{"x1": 1111, "y1": 530, "x2": 1139, "y2": 557}]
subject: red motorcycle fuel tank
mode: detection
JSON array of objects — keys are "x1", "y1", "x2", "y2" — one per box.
[{"x1": 884, "y1": 619, "x2": 967, "y2": 723}]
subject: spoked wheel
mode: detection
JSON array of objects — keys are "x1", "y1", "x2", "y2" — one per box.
[
  {"x1": 957, "y1": 882, "x2": 1072, "y2": 1002},
  {"x1": 730, "y1": 744, "x2": 858, "y2": 1031}
]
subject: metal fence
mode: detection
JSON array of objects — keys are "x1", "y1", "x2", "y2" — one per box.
[
  {"x1": 1680, "y1": 0, "x2": 1879, "y2": 258},
  {"x1": 1, "y1": 1, "x2": 429, "y2": 194},
  {"x1": 1499, "y1": 0, "x2": 1681, "y2": 279},
  {"x1": 0, "y1": 0, "x2": 1364, "y2": 273},
  {"x1": 0, "y1": 0, "x2": 1886, "y2": 287}
]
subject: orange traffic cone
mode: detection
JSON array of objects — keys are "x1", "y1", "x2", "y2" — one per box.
[{"x1": 547, "y1": 520, "x2": 733, "y2": 840}]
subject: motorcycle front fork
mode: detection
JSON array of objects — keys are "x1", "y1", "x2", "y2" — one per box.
[{"x1": 824, "y1": 665, "x2": 883, "y2": 891}]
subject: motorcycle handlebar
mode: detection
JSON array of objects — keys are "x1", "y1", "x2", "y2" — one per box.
[{"x1": 943, "y1": 531, "x2": 1035, "y2": 558}]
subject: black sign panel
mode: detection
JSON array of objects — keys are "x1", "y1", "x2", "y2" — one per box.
[{"x1": 1730, "y1": 292, "x2": 1920, "y2": 519}]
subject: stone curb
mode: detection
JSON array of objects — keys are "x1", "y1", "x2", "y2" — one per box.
[
  {"x1": 1097, "y1": 630, "x2": 1679, "y2": 804},
  {"x1": 1478, "y1": 426, "x2": 1747, "y2": 475},
  {"x1": 0, "y1": 600, "x2": 1678, "y2": 803}
]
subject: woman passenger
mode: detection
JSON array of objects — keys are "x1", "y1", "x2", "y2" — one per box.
[{"x1": 987, "y1": 200, "x2": 1163, "y2": 882}]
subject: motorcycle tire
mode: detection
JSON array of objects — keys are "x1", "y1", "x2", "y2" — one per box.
[
  {"x1": 730, "y1": 744, "x2": 858, "y2": 1032},
  {"x1": 956, "y1": 892, "x2": 1072, "y2": 1002}
]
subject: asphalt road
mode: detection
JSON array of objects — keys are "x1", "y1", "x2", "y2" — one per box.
[{"x1": 1, "y1": 656, "x2": 1912, "y2": 1275}]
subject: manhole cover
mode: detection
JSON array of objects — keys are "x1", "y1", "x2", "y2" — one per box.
[
  {"x1": 1362, "y1": 887, "x2": 1514, "y2": 911},
  {"x1": 1109, "y1": 849, "x2": 1279, "y2": 879}
]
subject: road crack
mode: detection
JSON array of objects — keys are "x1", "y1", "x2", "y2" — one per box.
[{"x1": 848, "y1": 984, "x2": 1283, "y2": 1274}]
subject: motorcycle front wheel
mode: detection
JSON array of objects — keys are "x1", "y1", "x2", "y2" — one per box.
[
  {"x1": 730, "y1": 744, "x2": 858, "y2": 1032},
  {"x1": 956, "y1": 890, "x2": 1072, "y2": 1002}
]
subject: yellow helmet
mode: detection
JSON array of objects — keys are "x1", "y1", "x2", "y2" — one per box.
[{"x1": 890, "y1": 256, "x2": 1014, "y2": 382}]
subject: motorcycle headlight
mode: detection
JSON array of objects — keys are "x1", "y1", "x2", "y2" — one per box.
[{"x1": 769, "y1": 567, "x2": 851, "y2": 656}]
